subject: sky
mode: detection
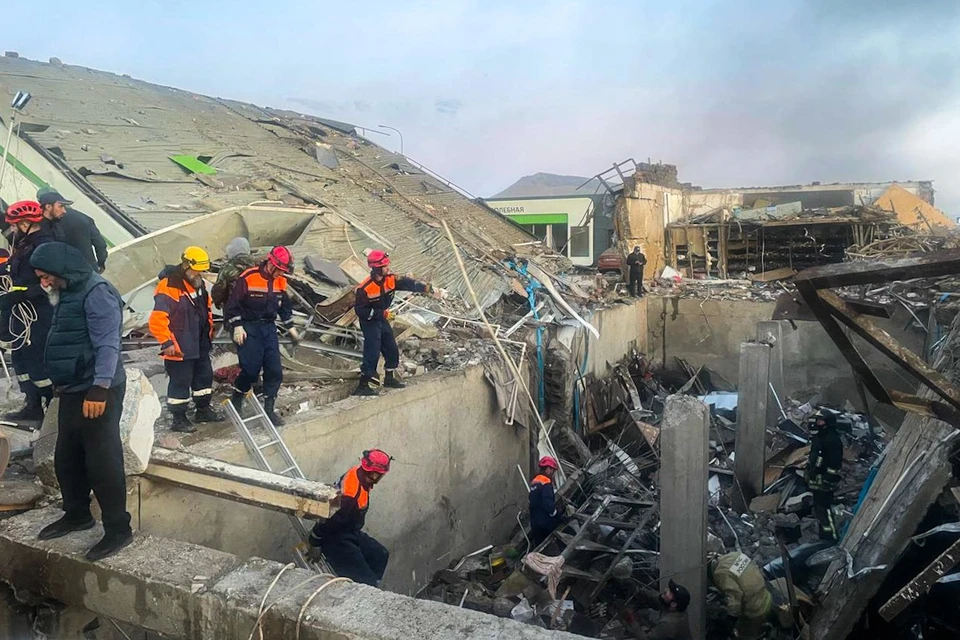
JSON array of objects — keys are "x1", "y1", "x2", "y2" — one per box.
[{"x1": 4, "y1": 1, "x2": 960, "y2": 213}]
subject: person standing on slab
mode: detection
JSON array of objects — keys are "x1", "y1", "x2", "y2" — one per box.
[
  {"x1": 225, "y1": 246, "x2": 298, "y2": 425},
  {"x1": 353, "y1": 250, "x2": 439, "y2": 397},
  {"x1": 36, "y1": 187, "x2": 109, "y2": 273},
  {"x1": 149, "y1": 246, "x2": 220, "y2": 433},
  {"x1": 1, "y1": 201, "x2": 55, "y2": 423},
  {"x1": 626, "y1": 246, "x2": 647, "y2": 297},
  {"x1": 308, "y1": 449, "x2": 392, "y2": 586},
  {"x1": 806, "y1": 411, "x2": 843, "y2": 541},
  {"x1": 30, "y1": 242, "x2": 132, "y2": 561},
  {"x1": 211, "y1": 237, "x2": 256, "y2": 310}
]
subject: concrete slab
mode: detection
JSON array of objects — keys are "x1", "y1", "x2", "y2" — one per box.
[{"x1": 0, "y1": 507, "x2": 579, "y2": 640}]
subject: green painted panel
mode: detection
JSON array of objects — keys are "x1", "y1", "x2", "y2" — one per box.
[
  {"x1": 0, "y1": 143, "x2": 48, "y2": 188},
  {"x1": 506, "y1": 213, "x2": 568, "y2": 225},
  {"x1": 169, "y1": 155, "x2": 217, "y2": 175}
]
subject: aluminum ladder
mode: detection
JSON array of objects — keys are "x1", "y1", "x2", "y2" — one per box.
[{"x1": 223, "y1": 392, "x2": 333, "y2": 574}]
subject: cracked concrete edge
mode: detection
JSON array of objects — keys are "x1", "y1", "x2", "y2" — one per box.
[{"x1": 0, "y1": 507, "x2": 578, "y2": 640}]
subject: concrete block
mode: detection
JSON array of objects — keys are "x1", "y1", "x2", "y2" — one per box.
[
  {"x1": 33, "y1": 368, "x2": 160, "y2": 489},
  {"x1": 0, "y1": 507, "x2": 582, "y2": 640}
]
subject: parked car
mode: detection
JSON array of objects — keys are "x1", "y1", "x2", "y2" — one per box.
[{"x1": 596, "y1": 247, "x2": 624, "y2": 276}]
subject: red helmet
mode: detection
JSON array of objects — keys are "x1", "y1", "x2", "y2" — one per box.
[
  {"x1": 361, "y1": 449, "x2": 392, "y2": 474},
  {"x1": 267, "y1": 246, "x2": 293, "y2": 273},
  {"x1": 538, "y1": 456, "x2": 559, "y2": 470},
  {"x1": 6, "y1": 200, "x2": 43, "y2": 225},
  {"x1": 367, "y1": 250, "x2": 390, "y2": 269}
]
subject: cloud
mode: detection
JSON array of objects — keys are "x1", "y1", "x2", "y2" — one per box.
[{"x1": 435, "y1": 99, "x2": 462, "y2": 116}]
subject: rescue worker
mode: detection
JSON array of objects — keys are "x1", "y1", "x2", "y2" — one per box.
[
  {"x1": 36, "y1": 187, "x2": 109, "y2": 273},
  {"x1": 708, "y1": 551, "x2": 773, "y2": 640},
  {"x1": 308, "y1": 449, "x2": 392, "y2": 586},
  {"x1": 225, "y1": 246, "x2": 298, "y2": 425},
  {"x1": 631, "y1": 580, "x2": 692, "y2": 640},
  {"x1": 1, "y1": 201, "x2": 55, "y2": 421},
  {"x1": 353, "y1": 250, "x2": 439, "y2": 396},
  {"x1": 626, "y1": 246, "x2": 647, "y2": 297},
  {"x1": 30, "y1": 242, "x2": 132, "y2": 560},
  {"x1": 806, "y1": 411, "x2": 843, "y2": 541},
  {"x1": 149, "y1": 247, "x2": 219, "y2": 433},
  {"x1": 211, "y1": 237, "x2": 256, "y2": 309},
  {"x1": 529, "y1": 455, "x2": 565, "y2": 546}
]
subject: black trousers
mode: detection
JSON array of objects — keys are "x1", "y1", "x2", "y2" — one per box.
[
  {"x1": 164, "y1": 353, "x2": 213, "y2": 412},
  {"x1": 628, "y1": 271, "x2": 645, "y2": 296},
  {"x1": 320, "y1": 530, "x2": 389, "y2": 586},
  {"x1": 55, "y1": 383, "x2": 132, "y2": 535},
  {"x1": 235, "y1": 322, "x2": 282, "y2": 398},
  {"x1": 812, "y1": 489, "x2": 837, "y2": 540},
  {"x1": 359, "y1": 318, "x2": 399, "y2": 379}
]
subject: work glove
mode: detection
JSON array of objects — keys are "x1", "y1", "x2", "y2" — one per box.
[
  {"x1": 83, "y1": 385, "x2": 109, "y2": 419},
  {"x1": 424, "y1": 283, "x2": 443, "y2": 300},
  {"x1": 305, "y1": 544, "x2": 324, "y2": 564},
  {"x1": 384, "y1": 309, "x2": 395, "y2": 322},
  {"x1": 97, "y1": 263, "x2": 106, "y2": 274},
  {"x1": 161, "y1": 343, "x2": 182, "y2": 358},
  {"x1": 287, "y1": 327, "x2": 301, "y2": 344},
  {"x1": 233, "y1": 326, "x2": 247, "y2": 346}
]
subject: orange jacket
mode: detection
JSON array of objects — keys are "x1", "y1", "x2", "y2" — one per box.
[{"x1": 149, "y1": 266, "x2": 213, "y2": 361}]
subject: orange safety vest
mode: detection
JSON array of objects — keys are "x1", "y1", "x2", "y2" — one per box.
[
  {"x1": 358, "y1": 274, "x2": 396, "y2": 300},
  {"x1": 531, "y1": 474, "x2": 552, "y2": 488},
  {"x1": 149, "y1": 272, "x2": 213, "y2": 361},
  {"x1": 340, "y1": 465, "x2": 370, "y2": 511}
]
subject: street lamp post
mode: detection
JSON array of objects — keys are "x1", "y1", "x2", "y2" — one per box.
[{"x1": 378, "y1": 124, "x2": 403, "y2": 155}]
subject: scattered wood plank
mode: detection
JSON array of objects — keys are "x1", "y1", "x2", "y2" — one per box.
[
  {"x1": 879, "y1": 536, "x2": 960, "y2": 621},
  {"x1": 748, "y1": 267, "x2": 797, "y2": 282},
  {"x1": 142, "y1": 448, "x2": 338, "y2": 519}
]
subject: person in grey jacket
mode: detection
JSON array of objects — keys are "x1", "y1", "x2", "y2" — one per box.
[
  {"x1": 37, "y1": 187, "x2": 109, "y2": 272},
  {"x1": 30, "y1": 242, "x2": 132, "y2": 561}
]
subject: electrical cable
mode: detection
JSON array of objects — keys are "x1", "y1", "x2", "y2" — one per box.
[{"x1": 0, "y1": 274, "x2": 37, "y2": 351}]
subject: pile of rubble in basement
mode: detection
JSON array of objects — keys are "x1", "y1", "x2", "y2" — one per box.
[{"x1": 417, "y1": 350, "x2": 895, "y2": 638}]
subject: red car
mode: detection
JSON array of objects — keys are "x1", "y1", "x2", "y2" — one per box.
[{"x1": 597, "y1": 248, "x2": 624, "y2": 275}]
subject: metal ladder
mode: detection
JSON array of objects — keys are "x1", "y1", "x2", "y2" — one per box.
[{"x1": 223, "y1": 393, "x2": 333, "y2": 574}]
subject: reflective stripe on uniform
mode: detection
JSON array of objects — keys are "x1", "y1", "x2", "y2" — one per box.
[
  {"x1": 16, "y1": 373, "x2": 29, "y2": 382},
  {"x1": 167, "y1": 397, "x2": 191, "y2": 405},
  {"x1": 33, "y1": 378, "x2": 53, "y2": 388},
  {"x1": 192, "y1": 388, "x2": 213, "y2": 397}
]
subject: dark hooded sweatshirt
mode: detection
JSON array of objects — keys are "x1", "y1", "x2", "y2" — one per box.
[{"x1": 30, "y1": 242, "x2": 125, "y2": 393}]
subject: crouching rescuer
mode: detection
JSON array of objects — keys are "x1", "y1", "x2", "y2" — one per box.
[
  {"x1": 309, "y1": 449, "x2": 392, "y2": 586},
  {"x1": 30, "y1": 242, "x2": 133, "y2": 561},
  {"x1": 149, "y1": 246, "x2": 219, "y2": 433},
  {"x1": 353, "y1": 250, "x2": 440, "y2": 396},
  {"x1": 225, "y1": 246, "x2": 298, "y2": 425}
]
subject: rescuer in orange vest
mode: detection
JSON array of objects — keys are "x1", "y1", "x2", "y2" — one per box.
[
  {"x1": 308, "y1": 449, "x2": 392, "y2": 586},
  {"x1": 353, "y1": 250, "x2": 439, "y2": 396},
  {"x1": 529, "y1": 456, "x2": 565, "y2": 546},
  {"x1": 149, "y1": 246, "x2": 219, "y2": 433},
  {"x1": 224, "y1": 246, "x2": 298, "y2": 425}
]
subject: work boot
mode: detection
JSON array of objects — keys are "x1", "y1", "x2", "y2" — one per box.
[
  {"x1": 85, "y1": 529, "x2": 134, "y2": 562},
  {"x1": 264, "y1": 397, "x2": 284, "y2": 426},
  {"x1": 352, "y1": 376, "x2": 378, "y2": 397},
  {"x1": 383, "y1": 370, "x2": 406, "y2": 389},
  {"x1": 169, "y1": 409, "x2": 196, "y2": 433},
  {"x1": 38, "y1": 514, "x2": 96, "y2": 540},
  {"x1": 230, "y1": 390, "x2": 245, "y2": 413},
  {"x1": 4, "y1": 397, "x2": 44, "y2": 423},
  {"x1": 193, "y1": 400, "x2": 222, "y2": 423}
]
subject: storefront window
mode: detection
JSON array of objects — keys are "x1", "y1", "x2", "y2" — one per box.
[{"x1": 570, "y1": 226, "x2": 590, "y2": 257}]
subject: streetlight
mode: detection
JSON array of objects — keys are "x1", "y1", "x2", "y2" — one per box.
[{"x1": 378, "y1": 124, "x2": 403, "y2": 155}]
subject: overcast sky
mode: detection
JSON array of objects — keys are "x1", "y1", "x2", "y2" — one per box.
[{"x1": 4, "y1": 1, "x2": 959, "y2": 213}]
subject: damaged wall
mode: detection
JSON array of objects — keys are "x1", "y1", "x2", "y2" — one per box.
[
  {"x1": 647, "y1": 297, "x2": 925, "y2": 414},
  {"x1": 130, "y1": 366, "x2": 527, "y2": 595},
  {"x1": 616, "y1": 180, "x2": 684, "y2": 280}
]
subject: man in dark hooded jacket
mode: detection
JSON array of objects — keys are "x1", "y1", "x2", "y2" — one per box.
[{"x1": 30, "y1": 242, "x2": 133, "y2": 561}]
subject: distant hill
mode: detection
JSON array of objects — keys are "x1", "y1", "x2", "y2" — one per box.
[{"x1": 491, "y1": 172, "x2": 603, "y2": 198}]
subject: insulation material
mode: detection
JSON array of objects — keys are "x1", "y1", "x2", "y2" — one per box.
[{"x1": 872, "y1": 184, "x2": 955, "y2": 230}]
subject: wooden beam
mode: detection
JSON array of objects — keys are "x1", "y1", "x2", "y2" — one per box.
[
  {"x1": 879, "y1": 536, "x2": 960, "y2": 621},
  {"x1": 142, "y1": 448, "x2": 338, "y2": 519}
]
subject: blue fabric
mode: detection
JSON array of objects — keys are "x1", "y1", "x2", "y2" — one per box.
[
  {"x1": 85, "y1": 283, "x2": 124, "y2": 388},
  {"x1": 10, "y1": 303, "x2": 53, "y2": 399},
  {"x1": 234, "y1": 322, "x2": 282, "y2": 397},
  {"x1": 529, "y1": 481, "x2": 563, "y2": 545},
  {"x1": 318, "y1": 530, "x2": 389, "y2": 586},
  {"x1": 359, "y1": 318, "x2": 399, "y2": 378}
]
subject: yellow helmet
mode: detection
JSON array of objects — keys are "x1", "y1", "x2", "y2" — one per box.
[{"x1": 181, "y1": 246, "x2": 211, "y2": 272}]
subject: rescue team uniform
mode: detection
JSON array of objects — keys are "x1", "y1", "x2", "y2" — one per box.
[
  {"x1": 149, "y1": 266, "x2": 214, "y2": 415},
  {"x1": 309, "y1": 465, "x2": 389, "y2": 586},
  {"x1": 529, "y1": 473, "x2": 564, "y2": 546},
  {"x1": 355, "y1": 273, "x2": 428, "y2": 379},
  {"x1": 224, "y1": 264, "x2": 293, "y2": 398}
]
